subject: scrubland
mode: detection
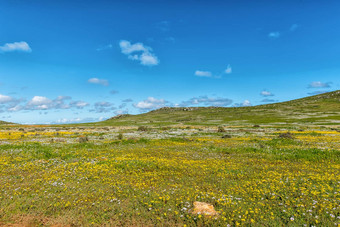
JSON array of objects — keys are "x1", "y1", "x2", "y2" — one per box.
[{"x1": 0, "y1": 125, "x2": 339, "y2": 226}]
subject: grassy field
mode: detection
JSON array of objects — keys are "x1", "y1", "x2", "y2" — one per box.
[
  {"x1": 0, "y1": 91, "x2": 339, "y2": 226},
  {"x1": 0, "y1": 124, "x2": 339, "y2": 226}
]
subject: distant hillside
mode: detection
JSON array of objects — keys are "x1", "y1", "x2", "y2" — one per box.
[
  {"x1": 0, "y1": 120, "x2": 14, "y2": 125},
  {"x1": 92, "y1": 90, "x2": 340, "y2": 126}
]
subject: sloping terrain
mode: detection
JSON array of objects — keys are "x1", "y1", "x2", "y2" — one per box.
[
  {"x1": 93, "y1": 90, "x2": 340, "y2": 126},
  {"x1": 0, "y1": 120, "x2": 13, "y2": 125}
]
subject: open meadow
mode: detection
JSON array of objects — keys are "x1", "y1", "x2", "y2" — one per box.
[
  {"x1": 2, "y1": 1, "x2": 340, "y2": 225},
  {"x1": 0, "y1": 123, "x2": 339, "y2": 226}
]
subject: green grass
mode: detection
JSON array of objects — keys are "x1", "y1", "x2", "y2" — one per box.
[{"x1": 0, "y1": 127, "x2": 340, "y2": 226}]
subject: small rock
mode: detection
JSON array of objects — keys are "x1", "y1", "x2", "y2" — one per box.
[{"x1": 192, "y1": 201, "x2": 218, "y2": 216}]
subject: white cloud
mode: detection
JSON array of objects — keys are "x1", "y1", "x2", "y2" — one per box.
[
  {"x1": 242, "y1": 100, "x2": 251, "y2": 106},
  {"x1": 0, "y1": 41, "x2": 32, "y2": 53},
  {"x1": 268, "y1": 32, "x2": 280, "y2": 38},
  {"x1": 53, "y1": 117, "x2": 105, "y2": 124},
  {"x1": 225, "y1": 64, "x2": 232, "y2": 74},
  {"x1": 308, "y1": 81, "x2": 331, "y2": 88},
  {"x1": 26, "y1": 96, "x2": 53, "y2": 110},
  {"x1": 194, "y1": 70, "x2": 212, "y2": 77},
  {"x1": 260, "y1": 90, "x2": 274, "y2": 97},
  {"x1": 119, "y1": 40, "x2": 149, "y2": 54},
  {"x1": 28, "y1": 96, "x2": 52, "y2": 106},
  {"x1": 139, "y1": 52, "x2": 159, "y2": 66},
  {"x1": 133, "y1": 97, "x2": 167, "y2": 110},
  {"x1": 2, "y1": 95, "x2": 89, "y2": 112},
  {"x1": 88, "y1": 78, "x2": 109, "y2": 86},
  {"x1": 195, "y1": 65, "x2": 232, "y2": 78},
  {"x1": 0, "y1": 94, "x2": 14, "y2": 104},
  {"x1": 55, "y1": 118, "x2": 83, "y2": 124},
  {"x1": 119, "y1": 40, "x2": 159, "y2": 66},
  {"x1": 234, "y1": 100, "x2": 252, "y2": 107}
]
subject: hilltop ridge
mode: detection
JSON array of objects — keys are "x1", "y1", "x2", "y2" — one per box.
[
  {"x1": 0, "y1": 120, "x2": 14, "y2": 125},
  {"x1": 91, "y1": 90, "x2": 340, "y2": 126}
]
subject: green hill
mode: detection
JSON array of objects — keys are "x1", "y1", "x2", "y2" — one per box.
[
  {"x1": 0, "y1": 120, "x2": 13, "y2": 125},
  {"x1": 90, "y1": 90, "x2": 340, "y2": 127}
]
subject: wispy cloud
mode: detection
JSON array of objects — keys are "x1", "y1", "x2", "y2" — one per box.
[
  {"x1": 119, "y1": 103, "x2": 127, "y2": 109},
  {"x1": 225, "y1": 64, "x2": 232, "y2": 74},
  {"x1": 90, "y1": 101, "x2": 116, "y2": 113},
  {"x1": 307, "y1": 90, "x2": 330, "y2": 95},
  {"x1": 88, "y1": 78, "x2": 109, "y2": 86},
  {"x1": 114, "y1": 109, "x2": 129, "y2": 115},
  {"x1": 308, "y1": 81, "x2": 331, "y2": 88},
  {"x1": 69, "y1": 101, "x2": 89, "y2": 109},
  {"x1": 96, "y1": 44, "x2": 113, "y2": 51},
  {"x1": 268, "y1": 32, "x2": 280, "y2": 39},
  {"x1": 194, "y1": 70, "x2": 212, "y2": 77},
  {"x1": 122, "y1": 98, "x2": 133, "y2": 102},
  {"x1": 110, "y1": 90, "x2": 118, "y2": 95},
  {"x1": 119, "y1": 40, "x2": 159, "y2": 66},
  {"x1": 156, "y1": 21, "x2": 170, "y2": 32},
  {"x1": 268, "y1": 24, "x2": 299, "y2": 39},
  {"x1": 179, "y1": 96, "x2": 232, "y2": 107},
  {"x1": 260, "y1": 90, "x2": 274, "y2": 97},
  {"x1": 165, "y1": 37, "x2": 175, "y2": 43},
  {"x1": 290, "y1": 24, "x2": 299, "y2": 31},
  {"x1": 261, "y1": 98, "x2": 278, "y2": 103},
  {"x1": 195, "y1": 64, "x2": 232, "y2": 78},
  {"x1": 53, "y1": 117, "x2": 106, "y2": 124},
  {"x1": 0, "y1": 41, "x2": 32, "y2": 53}
]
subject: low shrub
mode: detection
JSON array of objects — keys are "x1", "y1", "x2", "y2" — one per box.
[
  {"x1": 78, "y1": 136, "x2": 89, "y2": 143},
  {"x1": 217, "y1": 126, "x2": 226, "y2": 132},
  {"x1": 137, "y1": 126, "x2": 148, "y2": 132},
  {"x1": 278, "y1": 132, "x2": 295, "y2": 139}
]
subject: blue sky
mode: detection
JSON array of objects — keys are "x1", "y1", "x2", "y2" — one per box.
[{"x1": 1, "y1": 0, "x2": 340, "y2": 124}]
